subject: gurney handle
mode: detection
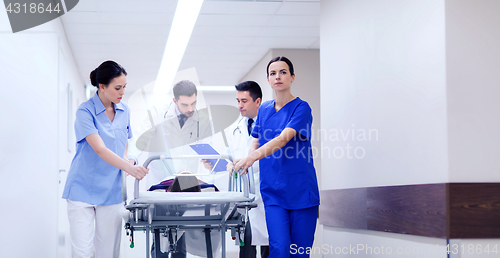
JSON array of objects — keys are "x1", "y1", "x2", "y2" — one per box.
[{"x1": 130, "y1": 154, "x2": 251, "y2": 200}]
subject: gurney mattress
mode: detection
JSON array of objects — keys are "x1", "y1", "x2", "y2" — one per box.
[{"x1": 131, "y1": 191, "x2": 252, "y2": 205}]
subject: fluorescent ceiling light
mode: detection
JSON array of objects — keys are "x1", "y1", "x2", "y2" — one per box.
[
  {"x1": 198, "y1": 86, "x2": 236, "y2": 92},
  {"x1": 154, "y1": 0, "x2": 204, "y2": 97}
]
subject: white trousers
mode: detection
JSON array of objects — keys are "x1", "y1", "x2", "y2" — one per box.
[{"x1": 67, "y1": 200, "x2": 123, "y2": 258}]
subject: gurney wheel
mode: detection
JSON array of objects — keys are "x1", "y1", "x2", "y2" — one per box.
[
  {"x1": 125, "y1": 203, "x2": 149, "y2": 211},
  {"x1": 126, "y1": 204, "x2": 149, "y2": 222},
  {"x1": 236, "y1": 202, "x2": 257, "y2": 209}
]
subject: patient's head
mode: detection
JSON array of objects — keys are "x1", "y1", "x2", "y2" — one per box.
[{"x1": 167, "y1": 171, "x2": 201, "y2": 192}]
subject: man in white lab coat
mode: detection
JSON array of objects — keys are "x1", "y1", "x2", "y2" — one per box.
[
  {"x1": 138, "y1": 80, "x2": 212, "y2": 187},
  {"x1": 226, "y1": 81, "x2": 269, "y2": 258},
  {"x1": 147, "y1": 80, "x2": 212, "y2": 258},
  {"x1": 162, "y1": 80, "x2": 212, "y2": 150}
]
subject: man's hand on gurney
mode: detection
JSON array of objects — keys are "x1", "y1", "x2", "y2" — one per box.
[
  {"x1": 233, "y1": 156, "x2": 256, "y2": 175},
  {"x1": 227, "y1": 161, "x2": 244, "y2": 176},
  {"x1": 227, "y1": 162, "x2": 234, "y2": 176},
  {"x1": 201, "y1": 159, "x2": 213, "y2": 170}
]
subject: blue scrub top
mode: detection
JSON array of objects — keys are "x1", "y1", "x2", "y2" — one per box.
[
  {"x1": 62, "y1": 93, "x2": 132, "y2": 206},
  {"x1": 251, "y1": 97, "x2": 320, "y2": 210}
]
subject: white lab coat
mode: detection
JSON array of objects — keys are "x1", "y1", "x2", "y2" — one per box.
[
  {"x1": 162, "y1": 102, "x2": 212, "y2": 148},
  {"x1": 163, "y1": 102, "x2": 212, "y2": 173},
  {"x1": 226, "y1": 116, "x2": 268, "y2": 246},
  {"x1": 137, "y1": 102, "x2": 212, "y2": 187}
]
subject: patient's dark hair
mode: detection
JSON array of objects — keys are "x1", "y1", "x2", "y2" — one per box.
[
  {"x1": 90, "y1": 60, "x2": 127, "y2": 88},
  {"x1": 266, "y1": 56, "x2": 294, "y2": 77},
  {"x1": 235, "y1": 81, "x2": 262, "y2": 102},
  {"x1": 173, "y1": 80, "x2": 198, "y2": 100}
]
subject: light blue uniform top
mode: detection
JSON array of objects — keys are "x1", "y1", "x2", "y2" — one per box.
[{"x1": 62, "y1": 93, "x2": 132, "y2": 206}]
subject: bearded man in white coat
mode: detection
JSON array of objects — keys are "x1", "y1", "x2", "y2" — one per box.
[
  {"x1": 139, "y1": 80, "x2": 212, "y2": 258},
  {"x1": 138, "y1": 80, "x2": 212, "y2": 187},
  {"x1": 226, "y1": 81, "x2": 269, "y2": 258}
]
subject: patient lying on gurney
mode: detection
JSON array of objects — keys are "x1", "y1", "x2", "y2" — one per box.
[
  {"x1": 148, "y1": 171, "x2": 219, "y2": 193},
  {"x1": 149, "y1": 171, "x2": 223, "y2": 258}
]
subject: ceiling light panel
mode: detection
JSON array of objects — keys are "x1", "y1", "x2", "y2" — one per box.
[{"x1": 60, "y1": 0, "x2": 320, "y2": 97}]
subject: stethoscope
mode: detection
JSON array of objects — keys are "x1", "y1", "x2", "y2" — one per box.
[
  {"x1": 232, "y1": 117, "x2": 249, "y2": 136},
  {"x1": 164, "y1": 102, "x2": 200, "y2": 139}
]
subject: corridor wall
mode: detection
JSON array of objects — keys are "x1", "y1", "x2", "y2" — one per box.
[
  {"x1": 319, "y1": 0, "x2": 500, "y2": 257},
  {"x1": 0, "y1": 10, "x2": 85, "y2": 258}
]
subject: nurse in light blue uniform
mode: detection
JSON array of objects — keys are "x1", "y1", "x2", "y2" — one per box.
[
  {"x1": 234, "y1": 57, "x2": 320, "y2": 257},
  {"x1": 62, "y1": 60, "x2": 148, "y2": 258}
]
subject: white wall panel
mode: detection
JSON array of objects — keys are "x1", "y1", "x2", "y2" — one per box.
[
  {"x1": 320, "y1": 0, "x2": 448, "y2": 190},
  {"x1": 320, "y1": 0, "x2": 500, "y2": 257},
  {"x1": 0, "y1": 33, "x2": 59, "y2": 258},
  {"x1": 0, "y1": 10, "x2": 85, "y2": 257},
  {"x1": 446, "y1": 0, "x2": 500, "y2": 182}
]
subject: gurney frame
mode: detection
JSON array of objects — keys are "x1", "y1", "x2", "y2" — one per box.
[{"x1": 122, "y1": 155, "x2": 256, "y2": 258}]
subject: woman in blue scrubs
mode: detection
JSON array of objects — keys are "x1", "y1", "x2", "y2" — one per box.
[
  {"x1": 62, "y1": 60, "x2": 149, "y2": 258},
  {"x1": 234, "y1": 56, "x2": 320, "y2": 257}
]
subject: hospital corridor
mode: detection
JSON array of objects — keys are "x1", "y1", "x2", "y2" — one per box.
[{"x1": 1, "y1": 0, "x2": 500, "y2": 257}]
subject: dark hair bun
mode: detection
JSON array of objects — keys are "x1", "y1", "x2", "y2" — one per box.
[
  {"x1": 89, "y1": 60, "x2": 127, "y2": 89},
  {"x1": 90, "y1": 69, "x2": 98, "y2": 87}
]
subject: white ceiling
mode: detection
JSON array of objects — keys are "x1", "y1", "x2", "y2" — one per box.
[{"x1": 61, "y1": 0, "x2": 320, "y2": 99}]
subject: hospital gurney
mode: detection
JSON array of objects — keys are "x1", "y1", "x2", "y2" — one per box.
[{"x1": 122, "y1": 155, "x2": 256, "y2": 258}]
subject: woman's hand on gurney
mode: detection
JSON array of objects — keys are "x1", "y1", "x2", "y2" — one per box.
[
  {"x1": 233, "y1": 156, "x2": 256, "y2": 175},
  {"x1": 126, "y1": 165, "x2": 149, "y2": 180}
]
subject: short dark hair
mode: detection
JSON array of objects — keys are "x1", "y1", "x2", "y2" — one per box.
[
  {"x1": 235, "y1": 81, "x2": 262, "y2": 101},
  {"x1": 266, "y1": 56, "x2": 294, "y2": 77},
  {"x1": 90, "y1": 60, "x2": 127, "y2": 87},
  {"x1": 173, "y1": 80, "x2": 197, "y2": 100}
]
